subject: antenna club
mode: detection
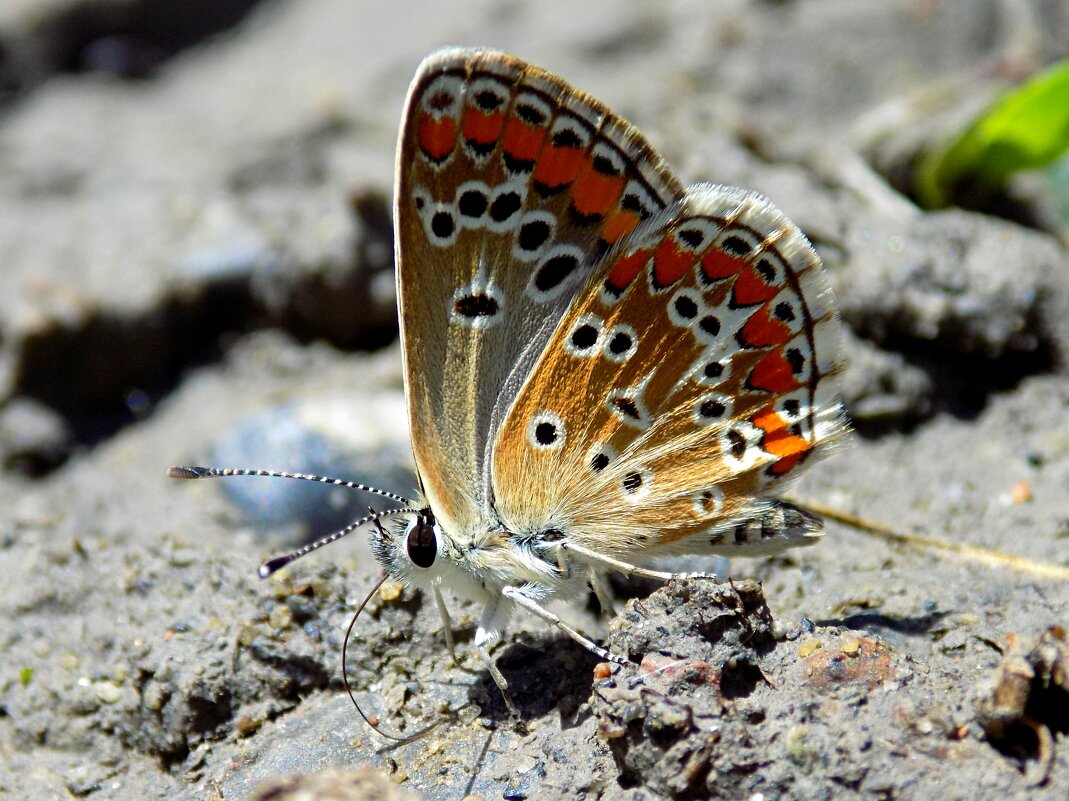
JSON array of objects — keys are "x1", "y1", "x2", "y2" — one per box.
[
  {"x1": 168, "y1": 466, "x2": 209, "y2": 479},
  {"x1": 260, "y1": 556, "x2": 292, "y2": 577}
]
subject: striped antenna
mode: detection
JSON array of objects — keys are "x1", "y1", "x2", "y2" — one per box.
[
  {"x1": 167, "y1": 466, "x2": 413, "y2": 505},
  {"x1": 258, "y1": 506, "x2": 416, "y2": 576},
  {"x1": 167, "y1": 465, "x2": 417, "y2": 575}
]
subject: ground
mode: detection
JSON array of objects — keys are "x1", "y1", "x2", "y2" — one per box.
[{"x1": 2, "y1": 1, "x2": 1069, "y2": 800}]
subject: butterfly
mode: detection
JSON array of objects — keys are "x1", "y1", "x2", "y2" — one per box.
[{"x1": 171, "y1": 47, "x2": 847, "y2": 719}]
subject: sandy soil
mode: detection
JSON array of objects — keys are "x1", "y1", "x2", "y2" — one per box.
[{"x1": 2, "y1": 1, "x2": 1069, "y2": 799}]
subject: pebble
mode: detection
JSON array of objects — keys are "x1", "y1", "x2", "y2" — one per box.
[
  {"x1": 840, "y1": 636, "x2": 861, "y2": 655},
  {"x1": 94, "y1": 681, "x2": 123, "y2": 704}
]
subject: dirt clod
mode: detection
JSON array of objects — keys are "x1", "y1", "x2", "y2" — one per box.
[
  {"x1": 977, "y1": 626, "x2": 1069, "y2": 785},
  {"x1": 592, "y1": 579, "x2": 774, "y2": 799}
]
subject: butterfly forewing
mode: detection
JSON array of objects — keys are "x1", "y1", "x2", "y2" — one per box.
[
  {"x1": 396, "y1": 48, "x2": 685, "y2": 535},
  {"x1": 491, "y1": 184, "x2": 846, "y2": 555}
]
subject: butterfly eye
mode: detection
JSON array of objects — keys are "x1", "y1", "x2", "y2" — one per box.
[{"x1": 405, "y1": 516, "x2": 438, "y2": 569}]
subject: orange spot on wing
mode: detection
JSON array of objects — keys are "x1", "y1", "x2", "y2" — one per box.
[
  {"x1": 600, "y1": 209, "x2": 640, "y2": 244},
  {"x1": 417, "y1": 114, "x2": 456, "y2": 162},
  {"x1": 652, "y1": 238, "x2": 693, "y2": 287},
  {"x1": 461, "y1": 108, "x2": 504, "y2": 147},
  {"x1": 748, "y1": 348, "x2": 802, "y2": 394},
  {"x1": 605, "y1": 248, "x2": 652, "y2": 294},
  {"x1": 738, "y1": 304, "x2": 790, "y2": 348},
  {"x1": 700, "y1": 248, "x2": 746, "y2": 283},
  {"x1": 766, "y1": 431, "x2": 810, "y2": 475},
  {"x1": 732, "y1": 263, "x2": 780, "y2": 306},
  {"x1": 751, "y1": 406, "x2": 811, "y2": 474},
  {"x1": 533, "y1": 144, "x2": 585, "y2": 189},
  {"x1": 769, "y1": 446, "x2": 808, "y2": 475},
  {"x1": 571, "y1": 161, "x2": 626, "y2": 217},
  {"x1": 502, "y1": 118, "x2": 546, "y2": 163},
  {"x1": 752, "y1": 406, "x2": 789, "y2": 436}
]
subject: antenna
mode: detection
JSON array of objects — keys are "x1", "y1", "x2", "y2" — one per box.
[
  {"x1": 167, "y1": 464, "x2": 417, "y2": 574},
  {"x1": 258, "y1": 506, "x2": 415, "y2": 576},
  {"x1": 167, "y1": 466, "x2": 413, "y2": 505},
  {"x1": 343, "y1": 567, "x2": 444, "y2": 743}
]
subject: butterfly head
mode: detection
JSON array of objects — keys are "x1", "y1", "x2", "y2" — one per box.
[{"x1": 369, "y1": 507, "x2": 448, "y2": 586}]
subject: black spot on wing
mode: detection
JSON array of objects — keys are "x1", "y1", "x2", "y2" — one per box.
[
  {"x1": 674, "y1": 295, "x2": 698, "y2": 319},
  {"x1": 611, "y1": 397, "x2": 640, "y2": 421},
  {"x1": 608, "y1": 331, "x2": 632, "y2": 355},
  {"x1": 534, "y1": 253, "x2": 580, "y2": 292},
  {"x1": 454, "y1": 293, "x2": 499, "y2": 318},
  {"x1": 490, "y1": 192, "x2": 522, "y2": 223},
  {"x1": 458, "y1": 189, "x2": 488, "y2": 219},
  {"x1": 570, "y1": 324, "x2": 598, "y2": 350},
  {"x1": 431, "y1": 211, "x2": 454, "y2": 239},
  {"x1": 518, "y1": 219, "x2": 551, "y2": 251},
  {"x1": 534, "y1": 421, "x2": 558, "y2": 445},
  {"x1": 721, "y1": 236, "x2": 750, "y2": 256}
]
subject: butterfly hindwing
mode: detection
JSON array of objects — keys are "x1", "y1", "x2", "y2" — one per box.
[
  {"x1": 396, "y1": 48, "x2": 685, "y2": 536},
  {"x1": 491, "y1": 184, "x2": 846, "y2": 556}
]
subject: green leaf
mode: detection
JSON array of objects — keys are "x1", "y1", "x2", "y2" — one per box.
[
  {"x1": 917, "y1": 60, "x2": 1069, "y2": 208},
  {"x1": 19, "y1": 667, "x2": 33, "y2": 686}
]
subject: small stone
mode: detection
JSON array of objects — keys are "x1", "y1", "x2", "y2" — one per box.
[
  {"x1": 597, "y1": 720, "x2": 627, "y2": 739},
  {"x1": 169, "y1": 549, "x2": 196, "y2": 567},
  {"x1": 786, "y1": 725, "x2": 813, "y2": 764},
  {"x1": 237, "y1": 623, "x2": 256, "y2": 646},
  {"x1": 841, "y1": 635, "x2": 862, "y2": 655},
  {"x1": 235, "y1": 714, "x2": 264, "y2": 737},
  {"x1": 1010, "y1": 480, "x2": 1032, "y2": 504},
  {"x1": 143, "y1": 684, "x2": 167, "y2": 711},
  {"x1": 94, "y1": 681, "x2": 123, "y2": 704},
  {"x1": 798, "y1": 640, "x2": 822, "y2": 657},
  {"x1": 269, "y1": 605, "x2": 294, "y2": 630},
  {"x1": 458, "y1": 704, "x2": 481, "y2": 724}
]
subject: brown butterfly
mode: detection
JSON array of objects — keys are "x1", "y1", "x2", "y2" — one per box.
[{"x1": 171, "y1": 47, "x2": 847, "y2": 719}]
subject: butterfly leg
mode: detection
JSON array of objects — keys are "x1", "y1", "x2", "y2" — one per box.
[
  {"x1": 474, "y1": 598, "x2": 520, "y2": 717},
  {"x1": 501, "y1": 586, "x2": 627, "y2": 665},
  {"x1": 432, "y1": 586, "x2": 460, "y2": 666},
  {"x1": 589, "y1": 570, "x2": 617, "y2": 617},
  {"x1": 475, "y1": 641, "x2": 519, "y2": 717},
  {"x1": 561, "y1": 542, "x2": 717, "y2": 582}
]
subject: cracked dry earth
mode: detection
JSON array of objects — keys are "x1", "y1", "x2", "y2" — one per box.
[{"x1": 3, "y1": 1, "x2": 1069, "y2": 800}]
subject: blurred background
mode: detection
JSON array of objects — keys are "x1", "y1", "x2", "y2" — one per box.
[
  {"x1": 2, "y1": 2, "x2": 1069, "y2": 800},
  {"x1": 1, "y1": 0, "x2": 1067, "y2": 475}
]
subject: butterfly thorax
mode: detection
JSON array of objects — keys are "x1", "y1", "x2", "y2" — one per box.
[{"x1": 370, "y1": 504, "x2": 586, "y2": 605}]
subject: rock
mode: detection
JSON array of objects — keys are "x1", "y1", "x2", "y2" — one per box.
[
  {"x1": 592, "y1": 579, "x2": 775, "y2": 798},
  {"x1": 250, "y1": 765, "x2": 423, "y2": 801}
]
